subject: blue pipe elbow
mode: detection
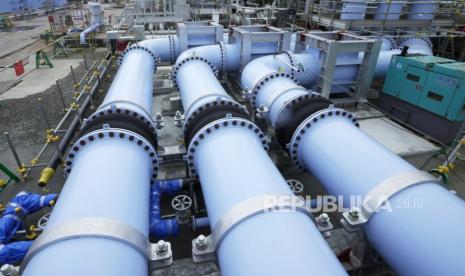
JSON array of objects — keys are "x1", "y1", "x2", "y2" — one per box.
[
  {"x1": 150, "y1": 218, "x2": 178, "y2": 238},
  {"x1": 149, "y1": 182, "x2": 179, "y2": 238},
  {"x1": 157, "y1": 179, "x2": 183, "y2": 195}
]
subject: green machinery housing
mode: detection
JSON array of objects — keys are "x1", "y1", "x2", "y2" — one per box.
[{"x1": 380, "y1": 54, "x2": 465, "y2": 144}]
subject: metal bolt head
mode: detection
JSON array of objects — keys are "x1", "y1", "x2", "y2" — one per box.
[
  {"x1": 1, "y1": 264, "x2": 15, "y2": 275},
  {"x1": 156, "y1": 240, "x2": 168, "y2": 254},
  {"x1": 349, "y1": 207, "x2": 360, "y2": 219},
  {"x1": 196, "y1": 234, "x2": 207, "y2": 250},
  {"x1": 318, "y1": 213, "x2": 329, "y2": 224}
]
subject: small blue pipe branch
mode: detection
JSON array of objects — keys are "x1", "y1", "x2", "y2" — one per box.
[{"x1": 149, "y1": 180, "x2": 183, "y2": 238}]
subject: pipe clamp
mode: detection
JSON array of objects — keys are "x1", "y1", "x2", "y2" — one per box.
[
  {"x1": 192, "y1": 193, "x2": 313, "y2": 262},
  {"x1": 20, "y1": 218, "x2": 150, "y2": 273},
  {"x1": 342, "y1": 170, "x2": 441, "y2": 226}
]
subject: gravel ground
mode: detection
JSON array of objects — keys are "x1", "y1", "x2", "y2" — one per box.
[{"x1": 0, "y1": 49, "x2": 115, "y2": 225}]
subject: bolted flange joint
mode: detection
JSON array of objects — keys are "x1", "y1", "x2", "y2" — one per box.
[
  {"x1": 186, "y1": 117, "x2": 269, "y2": 178},
  {"x1": 289, "y1": 107, "x2": 359, "y2": 173},
  {"x1": 64, "y1": 127, "x2": 159, "y2": 183}
]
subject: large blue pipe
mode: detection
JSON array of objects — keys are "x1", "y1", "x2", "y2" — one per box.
[
  {"x1": 340, "y1": 0, "x2": 367, "y2": 20},
  {"x1": 375, "y1": 1, "x2": 404, "y2": 20},
  {"x1": 294, "y1": 112, "x2": 465, "y2": 275},
  {"x1": 21, "y1": 31, "x2": 220, "y2": 275},
  {"x1": 174, "y1": 52, "x2": 347, "y2": 276},
  {"x1": 22, "y1": 45, "x2": 159, "y2": 276},
  {"x1": 242, "y1": 38, "x2": 433, "y2": 102},
  {"x1": 240, "y1": 37, "x2": 465, "y2": 275},
  {"x1": 408, "y1": 0, "x2": 438, "y2": 20}
]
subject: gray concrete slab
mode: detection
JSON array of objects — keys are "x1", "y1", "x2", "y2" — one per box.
[
  {"x1": 0, "y1": 58, "x2": 82, "y2": 100},
  {"x1": 0, "y1": 16, "x2": 49, "y2": 65}
]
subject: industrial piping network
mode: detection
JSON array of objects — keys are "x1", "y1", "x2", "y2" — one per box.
[
  {"x1": 80, "y1": 2, "x2": 104, "y2": 45},
  {"x1": 18, "y1": 31, "x2": 223, "y2": 275},
  {"x1": 238, "y1": 38, "x2": 465, "y2": 275},
  {"x1": 18, "y1": 22, "x2": 461, "y2": 275},
  {"x1": 172, "y1": 49, "x2": 347, "y2": 276}
]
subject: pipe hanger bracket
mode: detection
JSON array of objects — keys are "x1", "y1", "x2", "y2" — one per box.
[
  {"x1": 20, "y1": 218, "x2": 152, "y2": 274},
  {"x1": 192, "y1": 193, "x2": 314, "y2": 262},
  {"x1": 342, "y1": 170, "x2": 441, "y2": 227}
]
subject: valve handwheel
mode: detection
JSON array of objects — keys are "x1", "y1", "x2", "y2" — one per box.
[
  {"x1": 38, "y1": 212, "x2": 51, "y2": 230},
  {"x1": 286, "y1": 179, "x2": 304, "y2": 195},
  {"x1": 171, "y1": 195, "x2": 192, "y2": 211}
]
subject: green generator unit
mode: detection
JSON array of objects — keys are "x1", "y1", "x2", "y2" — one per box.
[{"x1": 380, "y1": 54, "x2": 465, "y2": 144}]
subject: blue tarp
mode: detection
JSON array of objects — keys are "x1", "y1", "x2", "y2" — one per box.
[{"x1": 0, "y1": 241, "x2": 32, "y2": 264}]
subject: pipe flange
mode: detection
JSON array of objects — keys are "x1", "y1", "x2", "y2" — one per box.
[
  {"x1": 397, "y1": 37, "x2": 433, "y2": 50},
  {"x1": 168, "y1": 35, "x2": 176, "y2": 64},
  {"x1": 251, "y1": 72, "x2": 297, "y2": 109},
  {"x1": 281, "y1": 51, "x2": 299, "y2": 79},
  {"x1": 380, "y1": 36, "x2": 396, "y2": 51},
  {"x1": 65, "y1": 128, "x2": 159, "y2": 183},
  {"x1": 183, "y1": 97, "x2": 250, "y2": 146},
  {"x1": 85, "y1": 106, "x2": 157, "y2": 134},
  {"x1": 117, "y1": 44, "x2": 160, "y2": 66},
  {"x1": 82, "y1": 105, "x2": 158, "y2": 147},
  {"x1": 218, "y1": 42, "x2": 227, "y2": 74},
  {"x1": 170, "y1": 56, "x2": 219, "y2": 89},
  {"x1": 184, "y1": 97, "x2": 249, "y2": 130},
  {"x1": 274, "y1": 91, "x2": 322, "y2": 129},
  {"x1": 274, "y1": 94, "x2": 331, "y2": 149},
  {"x1": 186, "y1": 117, "x2": 269, "y2": 178},
  {"x1": 98, "y1": 100, "x2": 154, "y2": 124},
  {"x1": 289, "y1": 108, "x2": 359, "y2": 172}
]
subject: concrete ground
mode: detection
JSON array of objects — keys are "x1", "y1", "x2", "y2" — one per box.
[
  {"x1": 0, "y1": 57, "x2": 82, "y2": 100},
  {"x1": 0, "y1": 48, "x2": 112, "y2": 236},
  {"x1": 0, "y1": 16, "x2": 49, "y2": 67}
]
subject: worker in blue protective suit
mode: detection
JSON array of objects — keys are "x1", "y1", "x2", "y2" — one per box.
[
  {"x1": 0, "y1": 191, "x2": 57, "y2": 244},
  {"x1": 2, "y1": 191, "x2": 57, "y2": 216},
  {"x1": 0, "y1": 241, "x2": 32, "y2": 264}
]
